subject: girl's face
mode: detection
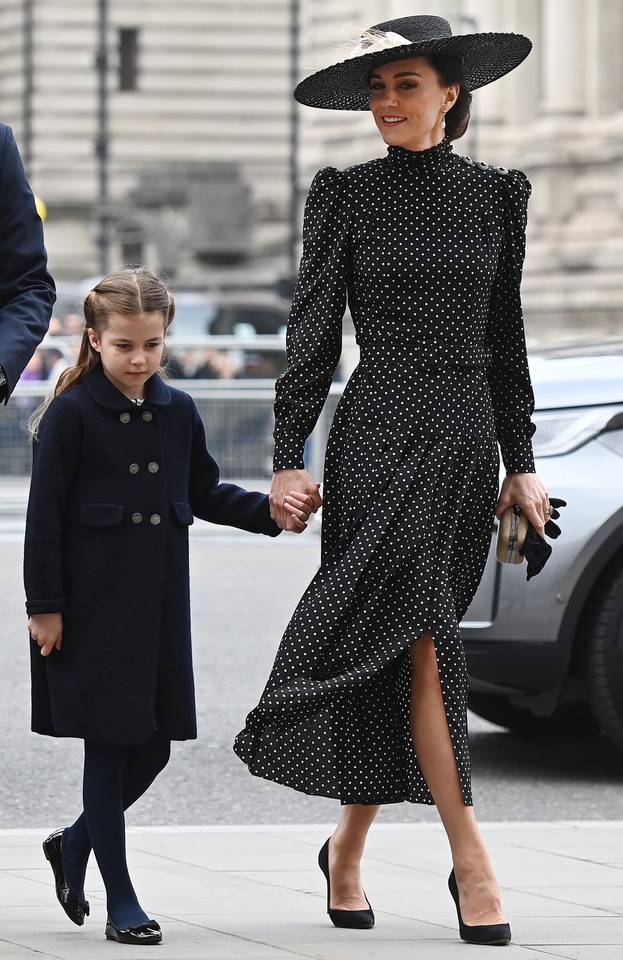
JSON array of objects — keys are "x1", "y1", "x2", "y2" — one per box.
[
  {"x1": 369, "y1": 56, "x2": 459, "y2": 152},
  {"x1": 88, "y1": 310, "x2": 166, "y2": 400}
]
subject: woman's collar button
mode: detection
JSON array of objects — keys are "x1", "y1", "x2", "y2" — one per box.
[
  {"x1": 119, "y1": 412, "x2": 131, "y2": 424},
  {"x1": 141, "y1": 410, "x2": 154, "y2": 422}
]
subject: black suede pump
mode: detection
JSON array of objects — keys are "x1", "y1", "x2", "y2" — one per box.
[
  {"x1": 448, "y1": 869, "x2": 511, "y2": 946},
  {"x1": 318, "y1": 838, "x2": 375, "y2": 929}
]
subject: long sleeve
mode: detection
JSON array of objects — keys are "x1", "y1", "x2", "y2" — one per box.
[
  {"x1": 24, "y1": 395, "x2": 82, "y2": 614},
  {"x1": 272, "y1": 167, "x2": 350, "y2": 470},
  {"x1": 187, "y1": 398, "x2": 280, "y2": 536},
  {"x1": 486, "y1": 169, "x2": 536, "y2": 473},
  {"x1": 0, "y1": 124, "x2": 55, "y2": 399}
]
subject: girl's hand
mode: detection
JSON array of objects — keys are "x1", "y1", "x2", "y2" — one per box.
[
  {"x1": 28, "y1": 613, "x2": 63, "y2": 656},
  {"x1": 270, "y1": 468, "x2": 322, "y2": 533},
  {"x1": 282, "y1": 489, "x2": 319, "y2": 533},
  {"x1": 496, "y1": 472, "x2": 550, "y2": 538}
]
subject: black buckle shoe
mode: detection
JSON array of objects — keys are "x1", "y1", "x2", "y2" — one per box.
[
  {"x1": 105, "y1": 917, "x2": 162, "y2": 945},
  {"x1": 42, "y1": 829, "x2": 90, "y2": 926}
]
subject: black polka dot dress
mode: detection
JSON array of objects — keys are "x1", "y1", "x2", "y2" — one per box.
[{"x1": 234, "y1": 137, "x2": 536, "y2": 807}]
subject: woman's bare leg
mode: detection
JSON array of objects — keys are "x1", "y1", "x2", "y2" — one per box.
[
  {"x1": 410, "y1": 632, "x2": 506, "y2": 926},
  {"x1": 326, "y1": 803, "x2": 379, "y2": 910}
]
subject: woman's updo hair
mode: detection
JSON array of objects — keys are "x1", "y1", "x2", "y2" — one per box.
[{"x1": 426, "y1": 53, "x2": 472, "y2": 140}]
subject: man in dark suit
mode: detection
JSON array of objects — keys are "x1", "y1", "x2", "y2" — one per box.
[{"x1": 0, "y1": 123, "x2": 55, "y2": 404}]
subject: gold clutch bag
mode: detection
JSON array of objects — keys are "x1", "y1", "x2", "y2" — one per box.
[{"x1": 496, "y1": 504, "x2": 529, "y2": 564}]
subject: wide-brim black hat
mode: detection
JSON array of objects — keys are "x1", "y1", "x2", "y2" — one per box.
[{"x1": 294, "y1": 15, "x2": 532, "y2": 110}]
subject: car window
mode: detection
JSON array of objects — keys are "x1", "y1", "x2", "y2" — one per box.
[
  {"x1": 169, "y1": 301, "x2": 218, "y2": 336},
  {"x1": 210, "y1": 304, "x2": 288, "y2": 336}
]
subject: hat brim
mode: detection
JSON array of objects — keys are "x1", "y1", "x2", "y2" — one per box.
[{"x1": 294, "y1": 33, "x2": 532, "y2": 110}]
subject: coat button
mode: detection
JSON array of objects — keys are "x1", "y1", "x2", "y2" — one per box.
[
  {"x1": 131, "y1": 512, "x2": 143, "y2": 524},
  {"x1": 129, "y1": 463, "x2": 140, "y2": 475},
  {"x1": 120, "y1": 412, "x2": 131, "y2": 423},
  {"x1": 141, "y1": 410, "x2": 153, "y2": 422},
  {"x1": 149, "y1": 513, "x2": 161, "y2": 525},
  {"x1": 147, "y1": 461, "x2": 159, "y2": 473}
]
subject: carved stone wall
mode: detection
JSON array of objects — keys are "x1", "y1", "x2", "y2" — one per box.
[
  {"x1": 1, "y1": 0, "x2": 621, "y2": 341},
  {"x1": 0, "y1": 0, "x2": 291, "y2": 279},
  {"x1": 296, "y1": 0, "x2": 623, "y2": 342}
]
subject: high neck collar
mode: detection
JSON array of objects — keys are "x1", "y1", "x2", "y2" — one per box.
[{"x1": 387, "y1": 136, "x2": 453, "y2": 174}]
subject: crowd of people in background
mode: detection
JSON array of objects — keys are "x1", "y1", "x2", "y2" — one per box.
[{"x1": 19, "y1": 311, "x2": 251, "y2": 385}]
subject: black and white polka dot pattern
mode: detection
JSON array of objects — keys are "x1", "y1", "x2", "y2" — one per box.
[{"x1": 234, "y1": 137, "x2": 536, "y2": 807}]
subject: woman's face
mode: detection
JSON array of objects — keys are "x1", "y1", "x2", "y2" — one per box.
[{"x1": 369, "y1": 56, "x2": 458, "y2": 152}]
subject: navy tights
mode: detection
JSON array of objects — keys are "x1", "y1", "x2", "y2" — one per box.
[{"x1": 62, "y1": 732, "x2": 171, "y2": 929}]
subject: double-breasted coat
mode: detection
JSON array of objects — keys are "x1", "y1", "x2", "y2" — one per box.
[{"x1": 26, "y1": 365, "x2": 279, "y2": 745}]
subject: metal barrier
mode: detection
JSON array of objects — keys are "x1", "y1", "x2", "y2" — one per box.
[
  {"x1": 0, "y1": 379, "x2": 344, "y2": 481},
  {"x1": 1, "y1": 334, "x2": 355, "y2": 479}
]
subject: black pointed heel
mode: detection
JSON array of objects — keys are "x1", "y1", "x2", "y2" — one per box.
[
  {"x1": 105, "y1": 917, "x2": 162, "y2": 945},
  {"x1": 318, "y1": 837, "x2": 375, "y2": 929},
  {"x1": 42, "y1": 828, "x2": 90, "y2": 926},
  {"x1": 448, "y1": 869, "x2": 511, "y2": 946}
]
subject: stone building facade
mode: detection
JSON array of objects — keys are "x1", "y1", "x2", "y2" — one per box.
[
  {"x1": 0, "y1": 0, "x2": 292, "y2": 281},
  {"x1": 0, "y1": 0, "x2": 621, "y2": 339},
  {"x1": 298, "y1": 0, "x2": 623, "y2": 342}
]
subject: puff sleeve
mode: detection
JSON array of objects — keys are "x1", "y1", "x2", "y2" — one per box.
[
  {"x1": 485, "y1": 169, "x2": 536, "y2": 474},
  {"x1": 272, "y1": 167, "x2": 350, "y2": 470}
]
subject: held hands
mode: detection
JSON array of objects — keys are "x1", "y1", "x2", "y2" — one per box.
[
  {"x1": 270, "y1": 468, "x2": 323, "y2": 533},
  {"x1": 28, "y1": 612, "x2": 63, "y2": 656}
]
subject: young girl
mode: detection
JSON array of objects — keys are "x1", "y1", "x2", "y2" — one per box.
[{"x1": 24, "y1": 268, "x2": 314, "y2": 945}]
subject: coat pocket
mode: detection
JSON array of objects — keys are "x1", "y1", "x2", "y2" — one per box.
[
  {"x1": 171, "y1": 502, "x2": 194, "y2": 526},
  {"x1": 80, "y1": 503, "x2": 124, "y2": 527}
]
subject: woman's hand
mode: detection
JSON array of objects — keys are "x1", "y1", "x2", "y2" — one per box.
[
  {"x1": 28, "y1": 612, "x2": 63, "y2": 656},
  {"x1": 496, "y1": 472, "x2": 549, "y2": 538},
  {"x1": 270, "y1": 468, "x2": 323, "y2": 533}
]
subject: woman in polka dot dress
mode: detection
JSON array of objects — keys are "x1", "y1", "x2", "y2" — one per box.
[{"x1": 235, "y1": 15, "x2": 549, "y2": 946}]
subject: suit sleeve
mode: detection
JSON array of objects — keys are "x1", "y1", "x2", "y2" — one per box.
[
  {"x1": 0, "y1": 124, "x2": 55, "y2": 400},
  {"x1": 187, "y1": 399, "x2": 280, "y2": 536},
  {"x1": 272, "y1": 167, "x2": 350, "y2": 470},
  {"x1": 486, "y1": 169, "x2": 536, "y2": 474},
  {"x1": 24, "y1": 395, "x2": 82, "y2": 614}
]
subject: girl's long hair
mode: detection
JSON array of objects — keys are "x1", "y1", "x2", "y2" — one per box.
[{"x1": 29, "y1": 267, "x2": 176, "y2": 438}]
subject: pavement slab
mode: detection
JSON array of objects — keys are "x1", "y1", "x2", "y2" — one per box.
[{"x1": 0, "y1": 822, "x2": 622, "y2": 960}]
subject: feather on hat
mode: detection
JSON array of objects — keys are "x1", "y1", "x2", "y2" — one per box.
[{"x1": 294, "y1": 15, "x2": 532, "y2": 110}]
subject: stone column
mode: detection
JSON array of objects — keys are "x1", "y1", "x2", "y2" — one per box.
[
  {"x1": 464, "y1": 0, "x2": 505, "y2": 130},
  {"x1": 586, "y1": 0, "x2": 623, "y2": 114},
  {"x1": 540, "y1": 0, "x2": 586, "y2": 115},
  {"x1": 502, "y1": 0, "x2": 540, "y2": 126}
]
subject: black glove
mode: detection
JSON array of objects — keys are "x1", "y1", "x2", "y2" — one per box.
[
  {"x1": 521, "y1": 498, "x2": 567, "y2": 581},
  {"x1": 544, "y1": 497, "x2": 566, "y2": 540}
]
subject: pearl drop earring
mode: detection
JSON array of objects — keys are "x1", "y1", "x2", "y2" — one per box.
[{"x1": 441, "y1": 112, "x2": 446, "y2": 129}]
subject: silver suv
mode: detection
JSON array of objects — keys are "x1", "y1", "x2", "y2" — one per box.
[{"x1": 462, "y1": 338, "x2": 623, "y2": 749}]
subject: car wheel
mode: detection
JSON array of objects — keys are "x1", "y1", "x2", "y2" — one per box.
[
  {"x1": 585, "y1": 564, "x2": 623, "y2": 750},
  {"x1": 468, "y1": 692, "x2": 600, "y2": 739}
]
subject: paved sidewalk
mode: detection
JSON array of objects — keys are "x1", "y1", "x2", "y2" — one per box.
[{"x1": 1, "y1": 822, "x2": 622, "y2": 960}]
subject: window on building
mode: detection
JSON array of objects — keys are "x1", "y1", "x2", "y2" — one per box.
[{"x1": 119, "y1": 28, "x2": 139, "y2": 91}]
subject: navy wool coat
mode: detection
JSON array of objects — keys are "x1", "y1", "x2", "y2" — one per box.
[{"x1": 25, "y1": 365, "x2": 279, "y2": 745}]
